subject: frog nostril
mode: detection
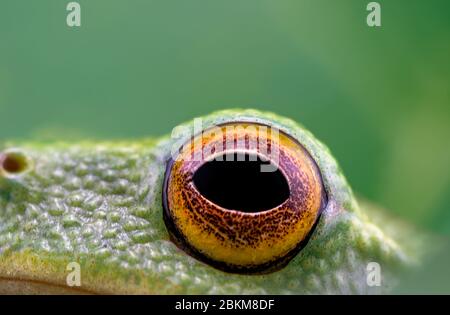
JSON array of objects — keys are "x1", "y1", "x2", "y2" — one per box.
[
  {"x1": 193, "y1": 152, "x2": 289, "y2": 213},
  {"x1": 0, "y1": 150, "x2": 32, "y2": 178}
]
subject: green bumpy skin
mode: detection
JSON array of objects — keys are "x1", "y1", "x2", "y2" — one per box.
[{"x1": 0, "y1": 109, "x2": 423, "y2": 294}]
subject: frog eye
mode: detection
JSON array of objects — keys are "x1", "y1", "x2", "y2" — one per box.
[{"x1": 163, "y1": 122, "x2": 327, "y2": 273}]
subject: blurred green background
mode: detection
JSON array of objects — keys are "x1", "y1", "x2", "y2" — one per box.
[{"x1": 1, "y1": 0, "x2": 449, "y2": 269}]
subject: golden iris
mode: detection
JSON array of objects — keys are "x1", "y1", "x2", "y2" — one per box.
[{"x1": 163, "y1": 122, "x2": 326, "y2": 273}]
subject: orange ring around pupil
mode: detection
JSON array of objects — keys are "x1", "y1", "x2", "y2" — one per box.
[{"x1": 163, "y1": 122, "x2": 326, "y2": 272}]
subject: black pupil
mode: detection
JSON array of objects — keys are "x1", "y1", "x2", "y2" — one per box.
[{"x1": 193, "y1": 153, "x2": 290, "y2": 213}]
